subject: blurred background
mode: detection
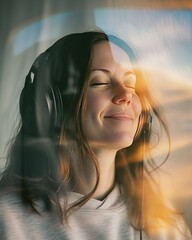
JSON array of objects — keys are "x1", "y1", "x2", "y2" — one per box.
[{"x1": 0, "y1": 0, "x2": 192, "y2": 232}]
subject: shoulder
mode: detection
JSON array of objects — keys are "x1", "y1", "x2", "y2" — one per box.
[
  {"x1": 0, "y1": 191, "x2": 46, "y2": 225},
  {"x1": 175, "y1": 216, "x2": 192, "y2": 239},
  {"x1": 0, "y1": 190, "x2": 26, "y2": 207},
  {"x1": 0, "y1": 192, "x2": 28, "y2": 225},
  {"x1": 0, "y1": 192, "x2": 22, "y2": 212},
  {"x1": 0, "y1": 192, "x2": 24, "y2": 238},
  {"x1": 150, "y1": 216, "x2": 192, "y2": 240},
  {"x1": 0, "y1": 192, "x2": 59, "y2": 240}
]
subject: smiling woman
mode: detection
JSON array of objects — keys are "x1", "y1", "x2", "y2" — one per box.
[
  {"x1": 86, "y1": 41, "x2": 141, "y2": 152},
  {"x1": 0, "y1": 31, "x2": 191, "y2": 240}
]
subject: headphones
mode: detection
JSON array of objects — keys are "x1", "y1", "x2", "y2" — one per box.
[
  {"x1": 19, "y1": 52, "x2": 64, "y2": 138},
  {"x1": 20, "y1": 52, "x2": 153, "y2": 141}
]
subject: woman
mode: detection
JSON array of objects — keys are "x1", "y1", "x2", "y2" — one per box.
[{"x1": 0, "y1": 31, "x2": 191, "y2": 239}]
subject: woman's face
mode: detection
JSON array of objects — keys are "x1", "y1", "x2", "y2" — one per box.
[{"x1": 85, "y1": 41, "x2": 142, "y2": 151}]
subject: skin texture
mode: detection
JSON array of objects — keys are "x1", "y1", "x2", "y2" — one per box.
[{"x1": 84, "y1": 41, "x2": 142, "y2": 199}]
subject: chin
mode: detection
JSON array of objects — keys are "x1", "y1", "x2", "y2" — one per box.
[
  {"x1": 110, "y1": 137, "x2": 134, "y2": 150},
  {"x1": 116, "y1": 142, "x2": 133, "y2": 150}
]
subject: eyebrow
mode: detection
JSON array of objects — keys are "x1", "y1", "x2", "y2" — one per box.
[
  {"x1": 91, "y1": 68, "x2": 135, "y2": 76},
  {"x1": 91, "y1": 68, "x2": 110, "y2": 73}
]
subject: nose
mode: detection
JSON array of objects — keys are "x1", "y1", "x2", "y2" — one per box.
[{"x1": 112, "y1": 85, "x2": 133, "y2": 105}]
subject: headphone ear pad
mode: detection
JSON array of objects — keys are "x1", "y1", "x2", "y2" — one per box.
[
  {"x1": 48, "y1": 84, "x2": 63, "y2": 132},
  {"x1": 19, "y1": 74, "x2": 51, "y2": 138}
]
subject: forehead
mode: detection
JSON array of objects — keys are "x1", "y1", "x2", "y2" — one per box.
[{"x1": 91, "y1": 41, "x2": 133, "y2": 70}]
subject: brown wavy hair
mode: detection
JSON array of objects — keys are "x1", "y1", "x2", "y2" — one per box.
[{"x1": 0, "y1": 31, "x2": 177, "y2": 235}]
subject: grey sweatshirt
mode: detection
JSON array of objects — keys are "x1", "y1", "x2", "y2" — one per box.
[{"x1": 0, "y1": 186, "x2": 191, "y2": 240}]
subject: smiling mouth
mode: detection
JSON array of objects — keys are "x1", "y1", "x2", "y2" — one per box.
[{"x1": 104, "y1": 115, "x2": 134, "y2": 121}]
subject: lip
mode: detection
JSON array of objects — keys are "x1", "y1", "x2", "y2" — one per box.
[{"x1": 104, "y1": 112, "x2": 134, "y2": 121}]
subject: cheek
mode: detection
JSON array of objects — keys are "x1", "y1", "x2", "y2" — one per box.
[
  {"x1": 86, "y1": 95, "x2": 98, "y2": 113},
  {"x1": 133, "y1": 95, "x2": 142, "y2": 117},
  {"x1": 86, "y1": 92, "x2": 108, "y2": 115}
]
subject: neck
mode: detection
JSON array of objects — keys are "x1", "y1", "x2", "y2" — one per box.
[{"x1": 87, "y1": 149, "x2": 117, "y2": 200}]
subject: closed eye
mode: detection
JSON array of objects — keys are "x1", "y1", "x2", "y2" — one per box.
[
  {"x1": 124, "y1": 73, "x2": 136, "y2": 90},
  {"x1": 90, "y1": 82, "x2": 110, "y2": 87},
  {"x1": 125, "y1": 86, "x2": 136, "y2": 90}
]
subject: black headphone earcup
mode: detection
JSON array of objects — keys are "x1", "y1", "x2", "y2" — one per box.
[
  {"x1": 19, "y1": 48, "x2": 64, "y2": 139},
  {"x1": 19, "y1": 74, "x2": 64, "y2": 139},
  {"x1": 46, "y1": 84, "x2": 63, "y2": 135},
  {"x1": 20, "y1": 77, "x2": 51, "y2": 138}
]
